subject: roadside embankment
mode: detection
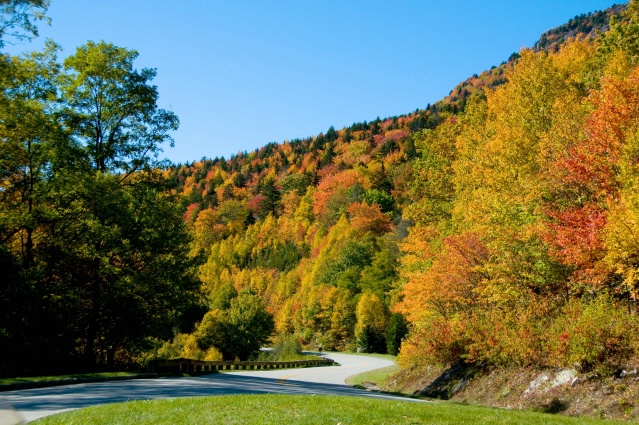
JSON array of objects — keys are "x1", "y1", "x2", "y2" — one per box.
[{"x1": 382, "y1": 363, "x2": 639, "y2": 421}]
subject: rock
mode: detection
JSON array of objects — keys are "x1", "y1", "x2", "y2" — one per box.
[
  {"x1": 525, "y1": 373, "x2": 550, "y2": 395},
  {"x1": 451, "y1": 378, "x2": 468, "y2": 395},
  {"x1": 552, "y1": 369, "x2": 578, "y2": 387}
]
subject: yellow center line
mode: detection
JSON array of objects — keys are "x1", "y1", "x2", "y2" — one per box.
[{"x1": 276, "y1": 370, "x2": 314, "y2": 383}]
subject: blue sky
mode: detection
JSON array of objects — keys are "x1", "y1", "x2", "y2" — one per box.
[{"x1": 6, "y1": 1, "x2": 625, "y2": 164}]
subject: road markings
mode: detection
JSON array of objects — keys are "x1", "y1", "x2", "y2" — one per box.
[{"x1": 276, "y1": 370, "x2": 314, "y2": 383}]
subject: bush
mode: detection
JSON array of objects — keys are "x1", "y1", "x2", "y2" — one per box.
[
  {"x1": 195, "y1": 291, "x2": 275, "y2": 361},
  {"x1": 461, "y1": 298, "x2": 553, "y2": 367},
  {"x1": 156, "y1": 334, "x2": 190, "y2": 359},
  {"x1": 203, "y1": 346, "x2": 223, "y2": 361},
  {"x1": 182, "y1": 334, "x2": 204, "y2": 360},
  {"x1": 270, "y1": 334, "x2": 303, "y2": 361},
  {"x1": 548, "y1": 295, "x2": 639, "y2": 375},
  {"x1": 397, "y1": 316, "x2": 468, "y2": 368}
]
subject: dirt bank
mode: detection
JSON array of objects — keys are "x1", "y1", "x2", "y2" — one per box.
[{"x1": 383, "y1": 362, "x2": 639, "y2": 420}]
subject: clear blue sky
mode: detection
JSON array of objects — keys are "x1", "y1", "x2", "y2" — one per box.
[{"x1": 6, "y1": 1, "x2": 625, "y2": 164}]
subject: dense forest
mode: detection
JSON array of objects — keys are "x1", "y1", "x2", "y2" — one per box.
[
  {"x1": 166, "y1": 1, "x2": 639, "y2": 376},
  {"x1": 4, "y1": 0, "x2": 639, "y2": 379}
]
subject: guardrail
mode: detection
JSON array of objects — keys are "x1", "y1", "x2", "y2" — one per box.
[{"x1": 148, "y1": 358, "x2": 334, "y2": 374}]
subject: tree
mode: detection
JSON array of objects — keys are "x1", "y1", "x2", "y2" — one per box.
[
  {"x1": 225, "y1": 291, "x2": 275, "y2": 359},
  {"x1": 0, "y1": 0, "x2": 49, "y2": 49},
  {"x1": 0, "y1": 43, "x2": 85, "y2": 375},
  {"x1": 61, "y1": 41, "x2": 178, "y2": 178},
  {"x1": 359, "y1": 247, "x2": 399, "y2": 302},
  {"x1": 598, "y1": 0, "x2": 639, "y2": 67},
  {"x1": 397, "y1": 232, "x2": 488, "y2": 323},
  {"x1": 358, "y1": 325, "x2": 386, "y2": 353},
  {"x1": 0, "y1": 42, "x2": 67, "y2": 267},
  {"x1": 328, "y1": 288, "x2": 356, "y2": 349},
  {"x1": 55, "y1": 42, "x2": 196, "y2": 368},
  {"x1": 347, "y1": 202, "x2": 392, "y2": 236},
  {"x1": 49, "y1": 173, "x2": 202, "y2": 368},
  {"x1": 258, "y1": 174, "x2": 281, "y2": 216},
  {"x1": 386, "y1": 312, "x2": 409, "y2": 356},
  {"x1": 355, "y1": 292, "x2": 387, "y2": 353},
  {"x1": 196, "y1": 291, "x2": 274, "y2": 360}
]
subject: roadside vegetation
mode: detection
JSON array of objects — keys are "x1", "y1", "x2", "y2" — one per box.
[
  {"x1": 345, "y1": 364, "x2": 399, "y2": 389},
  {"x1": 256, "y1": 334, "x2": 322, "y2": 362}
]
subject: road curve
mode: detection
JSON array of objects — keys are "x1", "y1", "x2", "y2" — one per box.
[{"x1": 0, "y1": 353, "x2": 422, "y2": 422}]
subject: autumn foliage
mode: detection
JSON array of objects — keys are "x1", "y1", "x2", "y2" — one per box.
[{"x1": 157, "y1": 2, "x2": 639, "y2": 373}]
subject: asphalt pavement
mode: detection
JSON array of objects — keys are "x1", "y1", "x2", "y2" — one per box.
[{"x1": 0, "y1": 352, "x2": 423, "y2": 423}]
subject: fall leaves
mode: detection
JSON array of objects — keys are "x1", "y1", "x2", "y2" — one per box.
[
  {"x1": 162, "y1": 3, "x2": 639, "y2": 373},
  {"x1": 397, "y1": 8, "x2": 639, "y2": 373}
]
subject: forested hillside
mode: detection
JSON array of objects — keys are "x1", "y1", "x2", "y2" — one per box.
[
  {"x1": 3, "y1": 0, "x2": 639, "y2": 380},
  {"x1": 164, "y1": 1, "x2": 639, "y2": 377}
]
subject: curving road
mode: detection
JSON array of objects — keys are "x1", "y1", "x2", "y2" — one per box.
[{"x1": 0, "y1": 353, "x2": 423, "y2": 423}]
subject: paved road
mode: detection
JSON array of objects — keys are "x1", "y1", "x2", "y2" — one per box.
[{"x1": 0, "y1": 353, "x2": 423, "y2": 423}]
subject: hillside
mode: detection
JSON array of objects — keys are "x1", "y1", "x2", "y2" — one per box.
[
  {"x1": 534, "y1": 3, "x2": 627, "y2": 51},
  {"x1": 166, "y1": 0, "x2": 639, "y2": 360},
  {"x1": 158, "y1": 3, "x2": 639, "y2": 418}
]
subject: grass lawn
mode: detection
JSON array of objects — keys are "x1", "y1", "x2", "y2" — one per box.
[
  {"x1": 32, "y1": 394, "x2": 627, "y2": 425},
  {"x1": 0, "y1": 372, "x2": 139, "y2": 387}
]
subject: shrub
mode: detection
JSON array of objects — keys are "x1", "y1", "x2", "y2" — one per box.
[
  {"x1": 270, "y1": 333, "x2": 303, "y2": 361},
  {"x1": 156, "y1": 334, "x2": 189, "y2": 359},
  {"x1": 194, "y1": 291, "x2": 275, "y2": 361},
  {"x1": 548, "y1": 295, "x2": 639, "y2": 375},
  {"x1": 461, "y1": 298, "x2": 554, "y2": 367},
  {"x1": 398, "y1": 315, "x2": 468, "y2": 368},
  {"x1": 203, "y1": 346, "x2": 223, "y2": 361}
]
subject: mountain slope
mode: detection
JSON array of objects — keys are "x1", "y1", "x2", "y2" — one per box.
[{"x1": 165, "y1": 3, "x2": 639, "y2": 388}]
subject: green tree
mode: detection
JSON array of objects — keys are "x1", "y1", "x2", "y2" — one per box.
[
  {"x1": 385, "y1": 312, "x2": 409, "y2": 355},
  {"x1": 358, "y1": 325, "x2": 386, "y2": 353},
  {"x1": 223, "y1": 291, "x2": 275, "y2": 360},
  {"x1": 55, "y1": 42, "x2": 196, "y2": 368},
  {"x1": 49, "y1": 173, "x2": 202, "y2": 368},
  {"x1": 258, "y1": 174, "x2": 281, "y2": 216},
  {"x1": 355, "y1": 292, "x2": 387, "y2": 353},
  {"x1": 280, "y1": 172, "x2": 311, "y2": 196},
  {"x1": 61, "y1": 41, "x2": 178, "y2": 177},
  {"x1": 0, "y1": 42, "x2": 67, "y2": 267},
  {"x1": 0, "y1": 0, "x2": 49, "y2": 48},
  {"x1": 359, "y1": 247, "x2": 398, "y2": 302},
  {"x1": 196, "y1": 291, "x2": 274, "y2": 360},
  {"x1": 0, "y1": 43, "x2": 85, "y2": 375},
  {"x1": 598, "y1": 0, "x2": 639, "y2": 66}
]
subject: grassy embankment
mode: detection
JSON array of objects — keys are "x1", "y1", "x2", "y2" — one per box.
[
  {"x1": 32, "y1": 394, "x2": 628, "y2": 425},
  {"x1": 343, "y1": 352, "x2": 399, "y2": 389}
]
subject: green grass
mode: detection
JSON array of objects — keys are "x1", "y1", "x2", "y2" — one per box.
[
  {"x1": 32, "y1": 394, "x2": 627, "y2": 425},
  {"x1": 345, "y1": 364, "x2": 400, "y2": 388},
  {"x1": 0, "y1": 372, "x2": 139, "y2": 386},
  {"x1": 343, "y1": 352, "x2": 398, "y2": 388}
]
